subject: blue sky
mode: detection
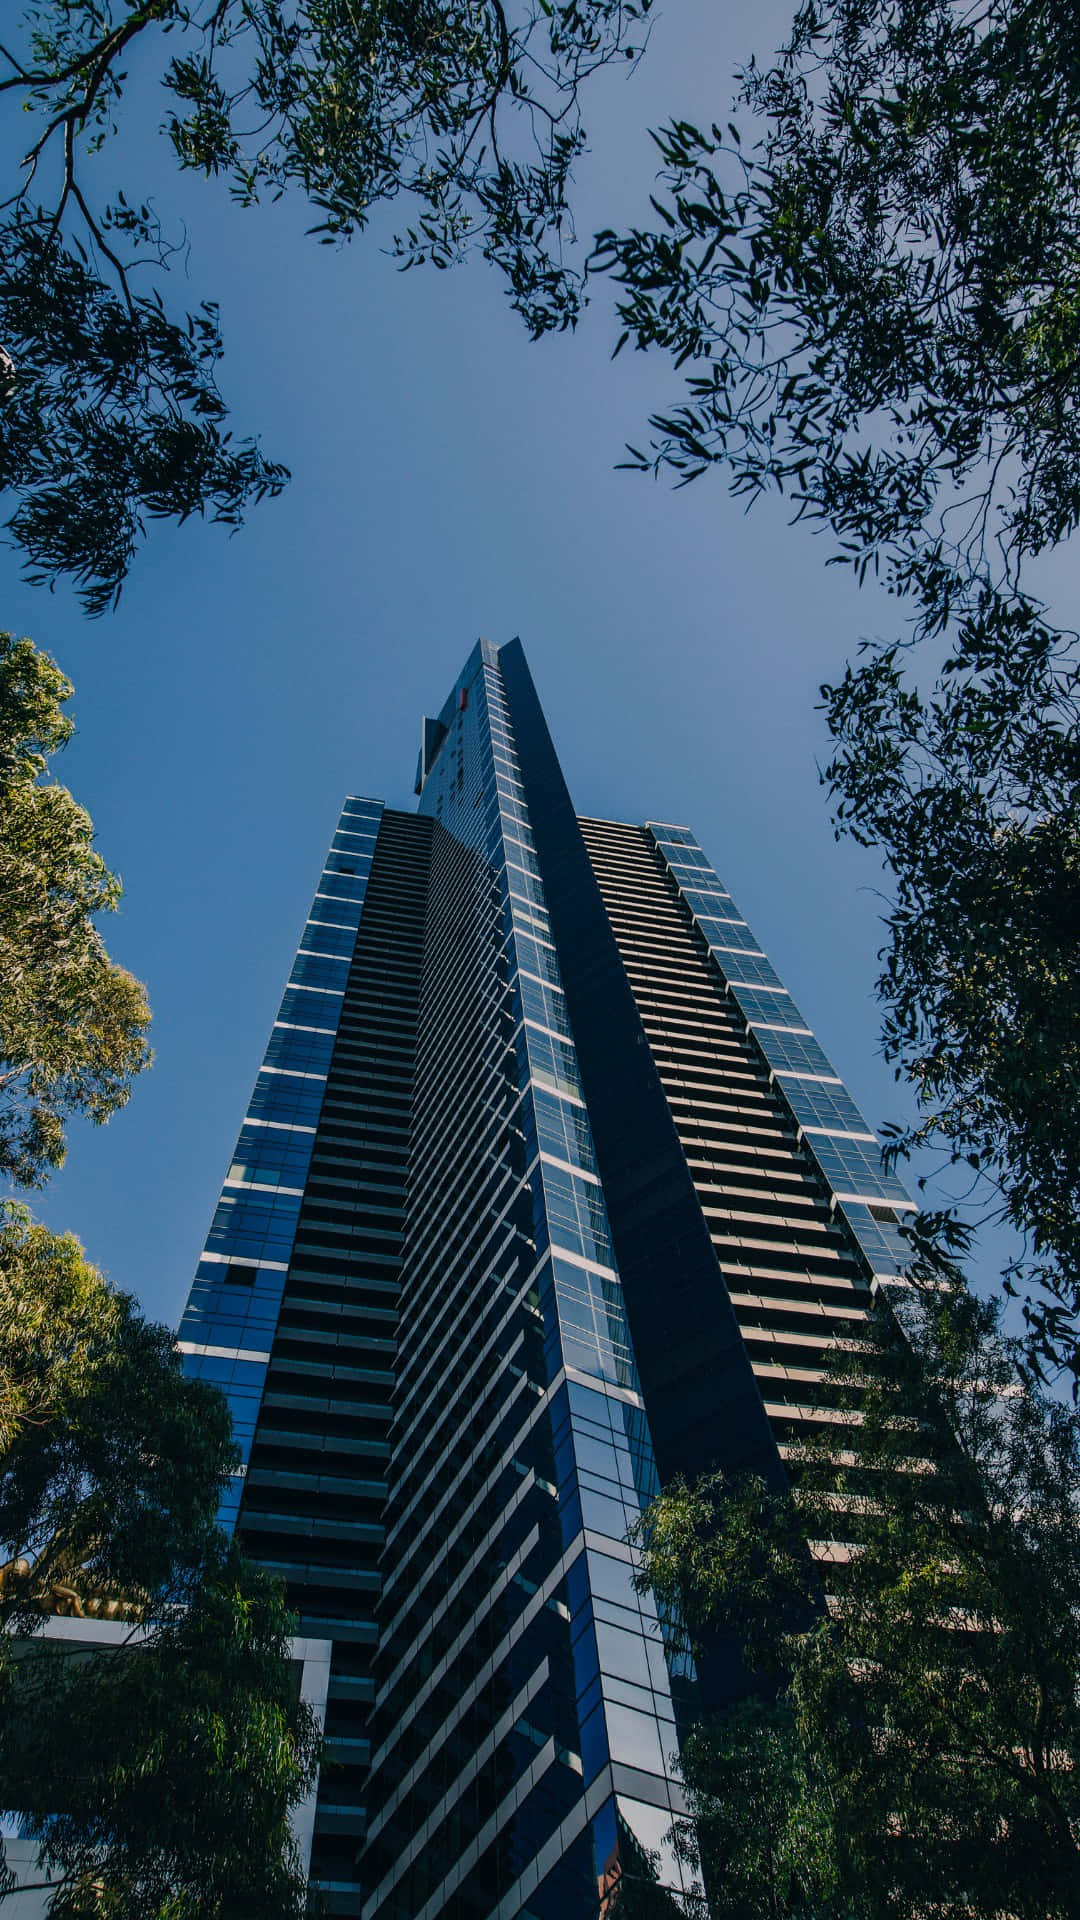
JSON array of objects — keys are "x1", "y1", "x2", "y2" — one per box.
[{"x1": 4, "y1": 0, "x2": 946, "y2": 1328}]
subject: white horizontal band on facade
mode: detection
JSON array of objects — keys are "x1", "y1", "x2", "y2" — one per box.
[
  {"x1": 529, "y1": 1070, "x2": 587, "y2": 1109},
  {"x1": 538, "y1": 1150, "x2": 602, "y2": 1187},
  {"x1": 750, "y1": 1021, "x2": 815, "y2": 1037},
  {"x1": 222, "y1": 1179, "x2": 305, "y2": 1197},
  {"x1": 505, "y1": 919, "x2": 557, "y2": 954},
  {"x1": 774, "y1": 1068, "x2": 845, "y2": 1086},
  {"x1": 517, "y1": 965, "x2": 567, "y2": 998},
  {"x1": 560, "y1": 1362, "x2": 645, "y2": 1410},
  {"x1": 177, "y1": 1340, "x2": 272, "y2": 1364},
  {"x1": 519, "y1": 1016, "x2": 573, "y2": 1051},
  {"x1": 258, "y1": 1064, "x2": 328, "y2": 1083},
  {"x1": 547, "y1": 1243, "x2": 620, "y2": 1285},
  {"x1": 832, "y1": 1190, "x2": 917, "y2": 1212},
  {"x1": 197, "y1": 1251, "x2": 290, "y2": 1271},
  {"x1": 513, "y1": 909, "x2": 553, "y2": 939},
  {"x1": 800, "y1": 1125, "x2": 879, "y2": 1144},
  {"x1": 241, "y1": 1117, "x2": 317, "y2": 1134}
]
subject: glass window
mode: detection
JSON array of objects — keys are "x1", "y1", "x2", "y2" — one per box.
[
  {"x1": 205, "y1": 1188, "x2": 302, "y2": 1263},
  {"x1": 318, "y1": 870, "x2": 368, "y2": 900},
  {"x1": 514, "y1": 932, "x2": 561, "y2": 985},
  {"x1": 263, "y1": 1027, "x2": 334, "y2": 1075},
  {"x1": 277, "y1": 986, "x2": 340, "y2": 1030},
  {"x1": 228, "y1": 1121, "x2": 314, "y2": 1187},
  {"x1": 778, "y1": 1078, "x2": 870, "y2": 1135},
  {"x1": 680, "y1": 884, "x2": 733, "y2": 912},
  {"x1": 595, "y1": 1621, "x2": 652, "y2": 1690},
  {"x1": 308, "y1": 896, "x2": 362, "y2": 927},
  {"x1": 805, "y1": 1135, "x2": 909, "y2": 1203},
  {"x1": 247, "y1": 1072, "x2": 325, "y2": 1127},
  {"x1": 542, "y1": 1164, "x2": 614, "y2": 1268},
  {"x1": 290, "y1": 949, "x2": 351, "y2": 986},
  {"x1": 698, "y1": 917, "x2": 761, "y2": 952},
  {"x1": 521, "y1": 1025, "x2": 583, "y2": 1101},
  {"x1": 733, "y1": 985, "x2": 806, "y2": 1028},
  {"x1": 647, "y1": 824, "x2": 695, "y2": 846},
  {"x1": 754, "y1": 1030, "x2": 837, "y2": 1079},
  {"x1": 518, "y1": 972, "x2": 571, "y2": 1039},
  {"x1": 603, "y1": 1704, "x2": 667, "y2": 1775},
  {"x1": 531, "y1": 1085, "x2": 597, "y2": 1174},
  {"x1": 586, "y1": 1551, "x2": 638, "y2": 1612},
  {"x1": 719, "y1": 951, "x2": 784, "y2": 990}
]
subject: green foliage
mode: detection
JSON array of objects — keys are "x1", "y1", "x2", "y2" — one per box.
[
  {"x1": 3, "y1": 1541, "x2": 319, "y2": 1919},
  {"x1": 679, "y1": 1704, "x2": 850, "y2": 1920},
  {"x1": 593, "y1": 0, "x2": 1080, "y2": 1379},
  {"x1": 0, "y1": 1203, "x2": 235, "y2": 1629},
  {"x1": 606, "y1": 1706, "x2": 852, "y2": 1919},
  {"x1": 598, "y1": 0, "x2": 1080, "y2": 591},
  {"x1": 801, "y1": 1286, "x2": 1080, "y2": 1918},
  {"x1": 826, "y1": 638, "x2": 1080, "y2": 1383},
  {"x1": 629, "y1": 1468, "x2": 815, "y2": 1675},
  {"x1": 0, "y1": 217, "x2": 290, "y2": 616},
  {"x1": 1, "y1": 0, "x2": 652, "y2": 605},
  {"x1": 0, "y1": 632, "x2": 151, "y2": 1184},
  {"x1": 630, "y1": 1287, "x2": 1080, "y2": 1918},
  {"x1": 0, "y1": 1207, "x2": 320, "y2": 1917}
]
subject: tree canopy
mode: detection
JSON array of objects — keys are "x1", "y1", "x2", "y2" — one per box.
[
  {"x1": 8, "y1": 2, "x2": 1079, "y2": 1379},
  {"x1": 0, "y1": 651, "x2": 318, "y2": 1913},
  {"x1": 625, "y1": 1283, "x2": 1080, "y2": 1917},
  {"x1": 0, "y1": 1205, "x2": 233, "y2": 1630},
  {"x1": 1, "y1": 0, "x2": 653, "y2": 609},
  {"x1": 592, "y1": 0, "x2": 1080, "y2": 1380},
  {"x1": 0, "y1": 631, "x2": 151, "y2": 1185},
  {"x1": 3, "y1": 1539, "x2": 320, "y2": 1919},
  {"x1": 0, "y1": 1205, "x2": 320, "y2": 1917}
]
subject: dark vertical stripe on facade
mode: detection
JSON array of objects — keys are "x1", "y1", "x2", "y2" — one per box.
[{"x1": 497, "y1": 640, "x2": 780, "y2": 1492}]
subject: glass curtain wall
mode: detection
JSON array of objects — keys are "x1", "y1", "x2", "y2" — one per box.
[
  {"x1": 174, "y1": 638, "x2": 923, "y2": 1918},
  {"x1": 179, "y1": 796, "x2": 385, "y2": 1528},
  {"x1": 361, "y1": 645, "x2": 696, "y2": 1920},
  {"x1": 180, "y1": 800, "x2": 434, "y2": 1912}
]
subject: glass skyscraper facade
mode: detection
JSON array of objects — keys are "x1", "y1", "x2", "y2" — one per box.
[{"x1": 178, "y1": 639, "x2": 913, "y2": 1916}]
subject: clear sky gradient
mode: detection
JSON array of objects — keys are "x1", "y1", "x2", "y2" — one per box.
[{"x1": 3, "y1": 0, "x2": 951, "y2": 1327}]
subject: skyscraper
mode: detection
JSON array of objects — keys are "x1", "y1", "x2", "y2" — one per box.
[{"x1": 177, "y1": 639, "x2": 913, "y2": 1916}]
